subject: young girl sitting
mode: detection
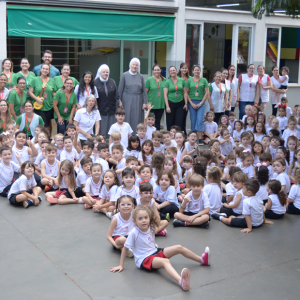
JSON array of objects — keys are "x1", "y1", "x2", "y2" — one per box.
[
  {"x1": 173, "y1": 174, "x2": 210, "y2": 228},
  {"x1": 286, "y1": 135, "x2": 298, "y2": 167},
  {"x1": 254, "y1": 164, "x2": 269, "y2": 204},
  {"x1": 236, "y1": 151, "x2": 254, "y2": 178},
  {"x1": 150, "y1": 152, "x2": 165, "y2": 180},
  {"x1": 264, "y1": 180, "x2": 287, "y2": 219},
  {"x1": 257, "y1": 112, "x2": 266, "y2": 125},
  {"x1": 242, "y1": 114, "x2": 256, "y2": 132},
  {"x1": 288, "y1": 149, "x2": 300, "y2": 182},
  {"x1": 45, "y1": 160, "x2": 81, "y2": 205},
  {"x1": 239, "y1": 132, "x2": 252, "y2": 151},
  {"x1": 110, "y1": 206, "x2": 210, "y2": 291},
  {"x1": 211, "y1": 145, "x2": 224, "y2": 167},
  {"x1": 219, "y1": 115, "x2": 233, "y2": 135},
  {"x1": 124, "y1": 135, "x2": 141, "y2": 159},
  {"x1": 135, "y1": 165, "x2": 157, "y2": 189},
  {"x1": 137, "y1": 182, "x2": 168, "y2": 236},
  {"x1": 174, "y1": 131, "x2": 185, "y2": 164},
  {"x1": 203, "y1": 111, "x2": 218, "y2": 144},
  {"x1": 287, "y1": 167, "x2": 300, "y2": 215},
  {"x1": 107, "y1": 195, "x2": 136, "y2": 258},
  {"x1": 7, "y1": 161, "x2": 42, "y2": 208},
  {"x1": 153, "y1": 170, "x2": 180, "y2": 220},
  {"x1": 138, "y1": 139, "x2": 154, "y2": 166},
  {"x1": 267, "y1": 118, "x2": 280, "y2": 136},
  {"x1": 252, "y1": 141, "x2": 264, "y2": 167},
  {"x1": 269, "y1": 136, "x2": 283, "y2": 160},
  {"x1": 164, "y1": 156, "x2": 180, "y2": 194},
  {"x1": 273, "y1": 158, "x2": 291, "y2": 194},
  {"x1": 254, "y1": 122, "x2": 266, "y2": 143},
  {"x1": 182, "y1": 155, "x2": 193, "y2": 186},
  {"x1": 233, "y1": 120, "x2": 243, "y2": 145},
  {"x1": 276, "y1": 146, "x2": 290, "y2": 174},
  {"x1": 218, "y1": 128, "x2": 235, "y2": 156},
  {"x1": 182, "y1": 131, "x2": 199, "y2": 158}
]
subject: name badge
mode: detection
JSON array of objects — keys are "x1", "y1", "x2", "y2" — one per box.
[
  {"x1": 175, "y1": 92, "x2": 177, "y2": 97},
  {"x1": 64, "y1": 107, "x2": 68, "y2": 113},
  {"x1": 43, "y1": 93, "x2": 47, "y2": 99},
  {"x1": 195, "y1": 91, "x2": 199, "y2": 97},
  {"x1": 157, "y1": 92, "x2": 161, "y2": 97}
]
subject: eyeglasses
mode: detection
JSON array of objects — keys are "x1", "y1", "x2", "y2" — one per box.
[
  {"x1": 119, "y1": 203, "x2": 133, "y2": 207},
  {"x1": 141, "y1": 191, "x2": 154, "y2": 195},
  {"x1": 55, "y1": 140, "x2": 63, "y2": 142},
  {"x1": 0, "y1": 104, "x2": 7, "y2": 107}
]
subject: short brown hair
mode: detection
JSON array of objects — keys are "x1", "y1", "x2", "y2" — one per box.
[
  {"x1": 152, "y1": 131, "x2": 162, "y2": 139},
  {"x1": 126, "y1": 156, "x2": 138, "y2": 164},
  {"x1": 111, "y1": 144, "x2": 123, "y2": 153},
  {"x1": 156, "y1": 170, "x2": 175, "y2": 186},
  {"x1": 115, "y1": 108, "x2": 126, "y2": 115},
  {"x1": 137, "y1": 123, "x2": 146, "y2": 131},
  {"x1": 225, "y1": 153, "x2": 236, "y2": 162},
  {"x1": 80, "y1": 156, "x2": 93, "y2": 166},
  {"x1": 260, "y1": 153, "x2": 272, "y2": 162},
  {"x1": 46, "y1": 144, "x2": 57, "y2": 152},
  {"x1": 111, "y1": 131, "x2": 121, "y2": 140},
  {"x1": 188, "y1": 173, "x2": 204, "y2": 187},
  {"x1": 243, "y1": 179, "x2": 260, "y2": 195},
  {"x1": 165, "y1": 146, "x2": 177, "y2": 155},
  {"x1": 209, "y1": 139, "x2": 220, "y2": 147},
  {"x1": 232, "y1": 171, "x2": 248, "y2": 183}
]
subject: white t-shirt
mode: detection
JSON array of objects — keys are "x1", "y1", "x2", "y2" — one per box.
[
  {"x1": 108, "y1": 122, "x2": 133, "y2": 148},
  {"x1": 42, "y1": 158, "x2": 59, "y2": 178},
  {"x1": 138, "y1": 152, "x2": 152, "y2": 165},
  {"x1": 232, "y1": 189, "x2": 246, "y2": 215},
  {"x1": 185, "y1": 141, "x2": 197, "y2": 153},
  {"x1": 109, "y1": 142, "x2": 126, "y2": 154},
  {"x1": 95, "y1": 157, "x2": 109, "y2": 173},
  {"x1": 225, "y1": 182, "x2": 236, "y2": 202},
  {"x1": 12, "y1": 145, "x2": 30, "y2": 167},
  {"x1": 163, "y1": 140, "x2": 177, "y2": 152},
  {"x1": 184, "y1": 190, "x2": 210, "y2": 213},
  {"x1": 204, "y1": 121, "x2": 218, "y2": 134},
  {"x1": 269, "y1": 146, "x2": 279, "y2": 160},
  {"x1": 280, "y1": 74, "x2": 289, "y2": 86},
  {"x1": 243, "y1": 125, "x2": 254, "y2": 132},
  {"x1": 254, "y1": 133, "x2": 265, "y2": 143},
  {"x1": 268, "y1": 194, "x2": 286, "y2": 214},
  {"x1": 0, "y1": 161, "x2": 19, "y2": 193},
  {"x1": 76, "y1": 170, "x2": 91, "y2": 188},
  {"x1": 136, "y1": 197, "x2": 154, "y2": 207},
  {"x1": 288, "y1": 184, "x2": 300, "y2": 209},
  {"x1": 137, "y1": 134, "x2": 147, "y2": 148},
  {"x1": 112, "y1": 212, "x2": 134, "y2": 237},
  {"x1": 85, "y1": 177, "x2": 101, "y2": 196},
  {"x1": 34, "y1": 152, "x2": 46, "y2": 168},
  {"x1": 276, "y1": 116, "x2": 288, "y2": 131},
  {"x1": 282, "y1": 129, "x2": 298, "y2": 146},
  {"x1": 236, "y1": 162, "x2": 254, "y2": 178},
  {"x1": 146, "y1": 125, "x2": 156, "y2": 141},
  {"x1": 202, "y1": 183, "x2": 222, "y2": 214},
  {"x1": 124, "y1": 226, "x2": 157, "y2": 268},
  {"x1": 124, "y1": 149, "x2": 140, "y2": 159},
  {"x1": 8, "y1": 174, "x2": 37, "y2": 198},
  {"x1": 113, "y1": 185, "x2": 140, "y2": 202},
  {"x1": 253, "y1": 154, "x2": 261, "y2": 167},
  {"x1": 275, "y1": 172, "x2": 291, "y2": 194},
  {"x1": 233, "y1": 130, "x2": 242, "y2": 141},
  {"x1": 116, "y1": 158, "x2": 126, "y2": 182},
  {"x1": 74, "y1": 84, "x2": 99, "y2": 107},
  {"x1": 60, "y1": 149, "x2": 80, "y2": 163},
  {"x1": 135, "y1": 177, "x2": 157, "y2": 190},
  {"x1": 153, "y1": 144, "x2": 164, "y2": 153},
  {"x1": 238, "y1": 144, "x2": 252, "y2": 151},
  {"x1": 99, "y1": 184, "x2": 118, "y2": 201},
  {"x1": 256, "y1": 184, "x2": 268, "y2": 200},
  {"x1": 267, "y1": 165, "x2": 274, "y2": 180},
  {"x1": 153, "y1": 185, "x2": 179, "y2": 207},
  {"x1": 218, "y1": 136, "x2": 235, "y2": 156},
  {"x1": 243, "y1": 196, "x2": 264, "y2": 227}
]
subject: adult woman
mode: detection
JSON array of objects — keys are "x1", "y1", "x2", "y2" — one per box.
[
  {"x1": 118, "y1": 58, "x2": 147, "y2": 133},
  {"x1": 1, "y1": 58, "x2": 16, "y2": 90},
  {"x1": 75, "y1": 71, "x2": 98, "y2": 109},
  {"x1": 29, "y1": 63, "x2": 56, "y2": 131},
  {"x1": 228, "y1": 65, "x2": 239, "y2": 112},
  {"x1": 53, "y1": 78, "x2": 77, "y2": 134},
  {"x1": 257, "y1": 65, "x2": 273, "y2": 111},
  {"x1": 185, "y1": 65, "x2": 210, "y2": 145},
  {"x1": 8, "y1": 77, "x2": 27, "y2": 121},
  {"x1": 15, "y1": 100, "x2": 44, "y2": 138},
  {"x1": 270, "y1": 66, "x2": 287, "y2": 116},
  {"x1": 145, "y1": 64, "x2": 165, "y2": 130},
  {"x1": 94, "y1": 64, "x2": 118, "y2": 137},
  {"x1": 74, "y1": 95, "x2": 101, "y2": 146},
  {"x1": 13, "y1": 58, "x2": 36, "y2": 99},
  {"x1": 221, "y1": 68, "x2": 232, "y2": 116},
  {"x1": 0, "y1": 74, "x2": 9, "y2": 100},
  {"x1": 53, "y1": 63, "x2": 79, "y2": 91},
  {"x1": 163, "y1": 66, "x2": 187, "y2": 131},
  {"x1": 237, "y1": 64, "x2": 260, "y2": 119},
  {"x1": 207, "y1": 71, "x2": 228, "y2": 125},
  {"x1": 0, "y1": 100, "x2": 14, "y2": 134}
]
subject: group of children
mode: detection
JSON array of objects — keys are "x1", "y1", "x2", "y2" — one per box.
[{"x1": 1, "y1": 99, "x2": 300, "y2": 291}]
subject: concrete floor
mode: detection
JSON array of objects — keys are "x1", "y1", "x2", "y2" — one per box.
[{"x1": 1, "y1": 192, "x2": 300, "y2": 300}]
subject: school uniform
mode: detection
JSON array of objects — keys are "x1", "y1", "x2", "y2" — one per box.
[
  {"x1": 138, "y1": 152, "x2": 152, "y2": 165},
  {"x1": 265, "y1": 194, "x2": 286, "y2": 219},
  {"x1": 243, "y1": 125, "x2": 255, "y2": 132},
  {"x1": 233, "y1": 130, "x2": 242, "y2": 142},
  {"x1": 218, "y1": 136, "x2": 235, "y2": 156},
  {"x1": 95, "y1": 157, "x2": 109, "y2": 173},
  {"x1": 282, "y1": 129, "x2": 298, "y2": 146},
  {"x1": 116, "y1": 158, "x2": 126, "y2": 182},
  {"x1": 163, "y1": 140, "x2": 177, "y2": 152},
  {"x1": 238, "y1": 144, "x2": 252, "y2": 151},
  {"x1": 184, "y1": 141, "x2": 197, "y2": 157},
  {"x1": 112, "y1": 212, "x2": 134, "y2": 241},
  {"x1": 203, "y1": 183, "x2": 222, "y2": 214},
  {"x1": 135, "y1": 177, "x2": 157, "y2": 189},
  {"x1": 275, "y1": 172, "x2": 291, "y2": 194},
  {"x1": 204, "y1": 121, "x2": 218, "y2": 135},
  {"x1": 276, "y1": 116, "x2": 288, "y2": 132},
  {"x1": 269, "y1": 146, "x2": 279, "y2": 160},
  {"x1": 183, "y1": 190, "x2": 210, "y2": 215},
  {"x1": 84, "y1": 177, "x2": 101, "y2": 198},
  {"x1": 176, "y1": 146, "x2": 184, "y2": 163},
  {"x1": 109, "y1": 142, "x2": 126, "y2": 154},
  {"x1": 236, "y1": 162, "x2": 254, "y2": 178},
  {"x1": 256, "y1": 184, "x2": 268, "y2": 204},
  {"x1": 112, "y1": 185, "x2": 139, "y2": 202},
  {"x1": 56, "y1": 147, "x2": 64, "y2": 161},
  {"x1": 220, "y1": 189, "x2": 246, "y2": 216},
  {"x1": 137, "y1": 134, "x2": 147, "y2": 148},
  {"x1": 287, "y1": 184, "x2": 300, "y2": 214},
  {"x1": 123, "y1": 149, "x2": 140, "y2": 159},
  {"x1": 99, "y1": 184, "x2": 118, "y2": 202},
  {"x1": 34, "y1": 152, "x2": 46, "y2": 168},
  {"x1": 254, "y1": 133, "x2": 265, "y2": 143},
  {"x1": 0, "y1": 161, "x2": 19, "y2": 197},
  {"x1": 225, "y1": 182, "x2": 236, "y2": 203},
  {"x1": 41, "y1": 158, "x2": 59, "y2": 190},
  {"x1": 60, "y1": 149, "x2": 80, "y2": 163},
  {"x1": 56, "y1": 175, "x2": 73, "y2": 199},
  {"x1": 153, "y1": 144, "x2": 164, "y2": 153},
  {"x1": 108, "y1": 122, "x2": 133, "y2": 149},
  {"x1": 12, "y1": 145, "x2": 30, "y2": 167},
  {"x1": 146, "y1": 125, "x2": 156, "y2": 142}
]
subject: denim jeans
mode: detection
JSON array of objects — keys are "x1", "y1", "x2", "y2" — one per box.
[
  {"x1": 188, "y1": 100, "x2": 206, "y2": 132},
  {"x1": 55, "y1": 118, "x2": 69, "y2": 134},
  {"x1": 239, "y1": 101, "x2": 254, "y2": 120}
]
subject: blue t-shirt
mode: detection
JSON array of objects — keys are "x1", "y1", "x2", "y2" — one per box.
[{"x1": 32, "y1": 64, "x2": 60, "y2": 78}]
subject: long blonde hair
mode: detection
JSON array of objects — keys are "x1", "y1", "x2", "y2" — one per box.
[{"x1": 57, "y1": 160, "x2": 76, "y2": 190}]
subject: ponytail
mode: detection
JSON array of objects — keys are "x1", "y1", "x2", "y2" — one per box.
[{"x1": 278, "y1": 190, "x2": 287, "y2": 206}]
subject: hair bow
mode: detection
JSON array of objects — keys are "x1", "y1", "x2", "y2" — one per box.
[
  {"x1": 243, "y1": 149, "x2": 251, "y2": 153},
  {"x1": 256, "y1": 162, "x2": 267, "y2": 170},
  {"x1": 0, "y1": 131, "x2": 10, "y2": 136},
  {"x1": 258, "y1": 112, "x2": 264, "y2": 115},
  {"x1": 250, "y1": 114, "x2": 255, "y2": 118},
  {"x1": 173, "y1": 157, "x2": 176, "y2": 162},
  {"x1": 139, "y1": 179, "x2": 149, "y2": 185},
  {"x1": 290, "y1": 133, "x2": 297, "y2": 137},
  {"x1": 222, "y1": 117, "x2": 228, "y2": 121}
]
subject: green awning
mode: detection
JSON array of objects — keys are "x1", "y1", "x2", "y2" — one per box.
[{"x1": 7, "y1": 5, "x2": 174, "y2": 41}]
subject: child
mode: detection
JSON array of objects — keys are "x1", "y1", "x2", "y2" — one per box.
[
  {"x1": 90, "y1": 136, "x2": 102, "y2": 161},
  {"x1": 150, "y1": 151, "x2": 165, "y2": 180},
  {"x1": 275, "y1": 66, "x2": 289, "y2": 108},
  {"x1": 287, "y1": 167, "x2": 300, "y2": 215},
  {"x1": 236, "y1": 151, "x2": 254, "y2": 178},
  {"x1": 108, "y1": 108, "x2": 133, "y2": 149},
  {"x1": 162, "y1": 130, "x2": 177, "y2": 151},
  {"x1": 267, "y1": 118, "x2": 280, "y2": 136},
  {"x1": 286, "y1": 136, "x2": 298, "y2": 166},
  {"x1": 282, "y1": 116, "x2": 298, "y2": 146},
  {"x1": 211, "y1": 145, "x2": 225, "y2": 166},
  {"x1": 152, "y1": 131, "x2": 164, "y2": 153},
  {"x1": 239, "y1": 132, "x2": 252, "y2": 151},
  {"x1": 111, "y1": 206, "x2": 211, "y2": 291},
  {"x1": 234, "y1": 147, "x2": 244, "y2": 164},
  {"x1": 224, "y1": 166, "x2": 242, "y2": 204},
  {"x1": 288, "y1": 149, "x2": 300, "y2": 181},
  {"x1": 261, "y1": 136, "x2": 271, "y2": 154},
  {"x1": 276, "y1": 105, "x2": 288, "y2": 133},
  {"x1": 40, "y1": 144, "x2": 60, "y2": 191},
  {"x1": 95, "y1": 143, "x2": 109, "y2": 173},
  {"x1": 153, "y1": 170, "x2": 180, "y2": 219},
  {"x1": 281, "y1": 97, "x2": 292, "y2": 118},
  {"x1": 34, "y1": 131, "x2": 48, "y2": 158},
  {"x1": 136, "y1": 123, "x2": 147, "y2": 147},
  {"x1": 254, "y1": 122, "x2": 266, "y2": 143},
  {"x1": 170, "y1": 125, "x2": 181, "y2": 142},
  {"x1": 269, "y1": 136, "x2": 283, "y2": 160},
  {"x1": 264, "y1": 179, "x2": 286, "y2": 219},
  {"x1": 273, "y1": 158, "x2": 291, "y2": 194},
  {"x1": 164, "y1": 156, "x2": 180, "y2": 194},
  {"x1": 32, "y1": 125, "x2": 48, "y2": 144},
  {"x1": 247, "y1": 131, "x2": 255, "y2": 147},
  {"x1": 174, "y1": 131, "x2": 185, "y2": 164},
  {"x1": 109, "y1": 131, "x2": 125, "y2": 154},
  {"x1": 260, "y1": 153, "x2": 274, "y2": 180},
  {"x1": 34, "y1": 140, "x2": 50, "y2": 175},
  {"x1": 0, "y1": 132, "x2": 13, "y2": 148},
  {"x1": 173, "y1": 174, "x2": 210, "y2": 228},
  {"x1": 269, "y1": 129, "x2": 280, "y2": 138},
  {"x1": 208, "y1": 139, "x2": 220, "y2": 149},
  {"x1": 214, "y1": 171, "x2": 248, "y2": 218},
  {"x1": 165, "y1": 146, "x2": 182, "y2": 182},
  {"x1": 212, "y1": 179, "x2": 273, "y2": 233},
  {"x1": 218, "y1": 128, "x2": 235, "y2": 156},
  {"x1": 257, "y1": 112, "x2": 266, "y2": 125},
  {"x1": 60, "y1": 136, "x2": 80, "y2": 163},
  {"x1": 82, "y1": 163, "x2": 103, "y2": 209},
  {"x1": 203, "y1": 166, "x2": 222, "y2": 214},
  {"x1": 7, "y1": 161, "x2": 42, "y2": 208},
  {"x1": 144, "y1": 104, "x2": 156, "y2": 142},
  {"x1": 111, "y1": 144, "x2": 126, "y2": 182},
  {"x1": 138, "y1": 139, "x2": 154, "y2": 166},
  {"x1": 265, "y1": 115, "x2": 275, "y2": 132},
  {"x1": 276, "y1": 146, "x2": 290, "y2": 174},
  {"x1": 138, "y1": 182, "x2": 168, "y2": 235},
  {"x1": 107, "y1": 195, "x2": 136, "y2": 258},
  {"x1": 201, "y1": 149, "x2": 219, "y2": 168},
  {"x1": 75, "y1": 157, "x2": 93, "y2": 197},
  {"x1": 222, "y1": 153, "x2": 237, "y2": 181},
  {"x1": 0, "y1": 146, "x2": 20, "y2": 197},
  {"x1": 228, "y1": 112, "x2": 237, "y2": 133},
  {"x1": 252, "y1": 141, "x2": 264, "y2": 167},
  {"x1": 93, "y1": 170, "x2": 120, "y2": 214},
  {"x1": 6, "y1": 124, "x2": 15, "y2": 146},
  {"x1": 53, "y1": 133, "x2": 64, "y2": 160},
  {"x1": 254, "y1": 164, "x2": 269, "y2": 204},
  {"x1": 233, "y1": 121, "x2": 243, "y2": 144},
  {"x1": 45, "y1": 159, "x2": 81, "y2": 204},
  {"x1": 203, "y1": 111, "x2": 218, "y2": 144},
  {"x1": 135, "y1": 164, "x2": 157, "y2": 189},
  {"x1": 182, "y1": 155, "x2": 193, "y2": 186},
  {"x1": 242, "y1": 115, "x2": 256, "y2": 132},
  {"x1": 182, "y1": 131, "x2": 199, "y2": 158},
  {"x1": 124, "y1": 135, "x2": 141, "y2": 159},
  {"x1": 219, "y1": 115, "x2": 232, "y2": 135},
  {"x1": 125, "y1": 156, "x2": 139, "y2": 178},
  {"x1": 252, "y1": 105, "x2": 262, "y2": 122},
  {"x1": 241, "y1": 105, "x2": 252, "y2": 123}
]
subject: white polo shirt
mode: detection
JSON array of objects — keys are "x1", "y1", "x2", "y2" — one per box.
[{"x1": 74, "y1": 85, "x2": 99, "y2": 107}]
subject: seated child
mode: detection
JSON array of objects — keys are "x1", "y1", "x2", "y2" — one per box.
[
  {"x1": 109, "y1": 131, "x2": 126, "y2": 154},
  {"x1": 75, "y1": 157, "x2": 93, "y2": 198}
]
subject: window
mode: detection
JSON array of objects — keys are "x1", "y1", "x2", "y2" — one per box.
[
  {"x1": 237, "y1": 26, "x2": 252, "y2": 76},
  {"x1": 186, "y1": 24, "x2": 201, "y2": 72},
  {"x1": 7, "y1": 37, "x2": 25, "y2": 73},
  {"x1": 265, "y1": 28, "x2": 280, "y2": 76},
  {"x1": 186, "y1": 0, "x2": 252, "y2": 11}
]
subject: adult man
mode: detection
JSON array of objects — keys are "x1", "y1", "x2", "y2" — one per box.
[{"x1": 32, "y1": 50, "x2": 60, "y2": 78}]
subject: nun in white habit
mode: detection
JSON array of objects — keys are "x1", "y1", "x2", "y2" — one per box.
[
  {"x1": 118, "y1": 58, "x2": 147, "y2": 133},
  {"x1": 94, "y1": 64, "x2": 120, "y2": 137}
]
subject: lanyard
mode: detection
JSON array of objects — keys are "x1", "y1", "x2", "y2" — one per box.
[
  {"x1": 40, "y1": 76, "x2": 49, "y2": 90},
  {"x1": 65, "y1": 92, "x2": 71, "y2": 106},
  {"x1": 153, "y1": 76, "x2": 161, "y2": 89},
  {"x1": 61, "y1": 75, "x2": 69, "y2": 84},
  {"x1": 85, "y1": 86, "x2": 91, "y2": 95},
  {"x1": 26, "y1": 114, "x2": 33, "y2": 132},
  {"x1": 248, "y1": 74, "x2": 254, "y2": 83},
  {"x1": 0, "y1": 118, "x2": 6, "y2": 131},
  {"x1": 17, "y1": 88, "x2": 24, "y2": 107},
  {"x1": 173, "y1": 79, "x2": 178, "y2": 91},
  {"x1": 193, "y1": 76, "x2": 200, "y2": 89},
  {"x1": 216, "y1": 82, "x2": 222, "y2": 94},
  {"x1": 0, "y1": 89, "x2": 4, "y2": 100},
  {"x1": 181, "y1": 75, "x2": 188, "y2": 83}
]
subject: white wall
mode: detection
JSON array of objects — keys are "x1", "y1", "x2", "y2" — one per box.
[{"x1": 0, "y1": 2, "x2": 7, "y2": 66}]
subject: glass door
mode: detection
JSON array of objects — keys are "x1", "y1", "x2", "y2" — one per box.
[{"x1": 236, "y1": 26, "x2": 252, "y2": 76}]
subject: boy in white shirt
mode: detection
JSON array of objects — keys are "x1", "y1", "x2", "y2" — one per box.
[
  {"x1": 108, "y1": 131, "x2": 126, "y2": 154},
  {"x1": 95, "y1": 143, "x2": 110, "y2": 173},
  {"x1": 108, "y1": 108, "x2": 133, "y2": 148},
  {"x1": 136, "y1": 123, "x2": 147, "y2": 147},
  {"x1": 60, "y1": 136, "x2": 80, "y2": 163},
  {"x1": 152, "y1": 131, "x2": 164, "y2": 153},
  {"x1": 162, "y1": 130, "x2": 177, "y2": 151},
  {"x1": 111, "y1": 144, "x2": 126, "y2": 182},
  {"x1": 34, "y1": 140, "x2": 50, "y2": 176},
  {"x1": 53, "y1": 133, "x2": 64, "y2": 161},
  {"x1": 75, "y1": 157, "x2": 93, "y2": 198},
  {"x1": 281, "y1": 97, "x2": 292, "y2": 118},
  {"x1": 144, "y1": 104, "x2": 156, "y2": 141}
]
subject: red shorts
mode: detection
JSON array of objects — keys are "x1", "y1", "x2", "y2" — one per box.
[
  {"x1": 113, "y1": 236, "x2": 120, "y2": 241},
  {"x1": 56, "y1": 190, "x2": 66, "y2": 198},
  {"x1": 141, "y1": 249, "x2": 166, "y2": 271},
  {"x1": 91, "y1": 196, "x2": 99, "y2": 200}
]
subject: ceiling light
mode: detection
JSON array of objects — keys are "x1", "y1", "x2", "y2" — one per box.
[
  {"x1": 216, "y1": 3, "x2": 240, "y2": 7},
  {"x1": 274, "y1": 10, "x2": 285, "y2": 12}
]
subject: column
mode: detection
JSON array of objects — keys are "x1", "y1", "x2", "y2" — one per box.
[{"x1": 0, "y1": 2, "x2": 7, "y2": 66}]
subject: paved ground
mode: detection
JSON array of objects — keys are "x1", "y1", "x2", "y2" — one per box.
[{"x1": 1, "y1": 192, "x2": 300, "y2": 300}]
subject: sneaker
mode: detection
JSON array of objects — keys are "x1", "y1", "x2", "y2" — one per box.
[
  {"x1": 106, "y1": 212, "x2": 112, "y2": 219},
  {"x1": 180, "y1": 268, "x2": 190, "y2": 291},
  {"x1": 78, "y1": 197, "x2": 84, "y2": 204},
  {"x1": 200, "y1": 246, "x2": 210, "y2": 266},
  {"x1": 173, "y1": 219, "x2": 186, "y2": 227},
  {"x1": 156, "y1": 229, "x2": 167, "y2": 236},
  {"x1": 166, "y1": 213, "x2": 170, "y2": 221},
  {"x1": 127, "y1": 249, "x2": 134, "y2": 258},
  {"x1": 23, "y1": 200, "x2": 33, "y2": 208},
  {"x1": 211, "y1": 212, "x2": 227, "y2": 220},
  {"x1": 38, "y1": 196, "x2": 42, "y2": 203},
  {"x1": 44, "y1": 185, "x2": 51, "y2": 192},
  {"x1": 199, "y1": 221, "x2": 210, "y2": 229},
  {"x1": 155, "y1": 243, "x2": 158, "y2": 248},
  {"x1": 274, "y1": 103, "x2": 279, "y2": 108},
  {"x1": 198, "y1": 139, "x2": 204, "y2": 146},
  {"x1": 47, "y1": 197, "x2": 58, "y2": 204},
  {"x1": 93, "y1": 210, "x2": 101, "y2": 213},
  {"x1": 84, "y1": 203, "x2": 89, "y2": 209}
]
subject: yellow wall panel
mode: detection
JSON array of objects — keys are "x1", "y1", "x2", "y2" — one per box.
[
  {"x1": 156, "y1": 41, "x2": 166, "y2": 67},
  {"x1": 280, "y1": 48, "x2": 296, "y2": 59},
  {"x1": 226, "y1": 24, "x2": 233, "y2": 40}
]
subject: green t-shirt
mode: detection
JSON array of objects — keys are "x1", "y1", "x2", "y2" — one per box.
[
  {"x1": 53, "y1": 76, "x2": 79, "y2": 91},
  {"x1": 13, "y1": 72, "x2": 36, "y2": 100},
  {"x1": 163, "y1": 77, "x2": 185, "y2": 103},
  {"x1": 145, "y1": 76, "x2": 166, "y2": 109},
  {"x1": 15, "y1": 114, "x2": 45, "y2": 136},
  {"x1": 7, "y1": 89, "x2": 27, "y2": 116},
  {"x1": 0, "y1": 72, "x2": 17, "y2": 90},
  {"x1": 29, "y1": 77, "x2": 56, "y2": 111},
  {"x1": 53, "y1": 90, "x2": 78, "y2": 120},
  {"x1": 186, "y1": 77, "x2": 209, "y2": 101}
]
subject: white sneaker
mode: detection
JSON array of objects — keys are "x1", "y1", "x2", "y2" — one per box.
[
  {"x1": 106, "y1": 212, "x2": 112, "y2": 219},
  {"x1": 127, "y1": 249, "x2": 134, "y2": 258},
  {"x1": 274, "y1": 103, "x2": 280, "y2": 108}
]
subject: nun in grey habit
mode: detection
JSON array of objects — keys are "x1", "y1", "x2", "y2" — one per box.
[{"x1": 118, "y1": 58, "x2": 147, "y2": 133}]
